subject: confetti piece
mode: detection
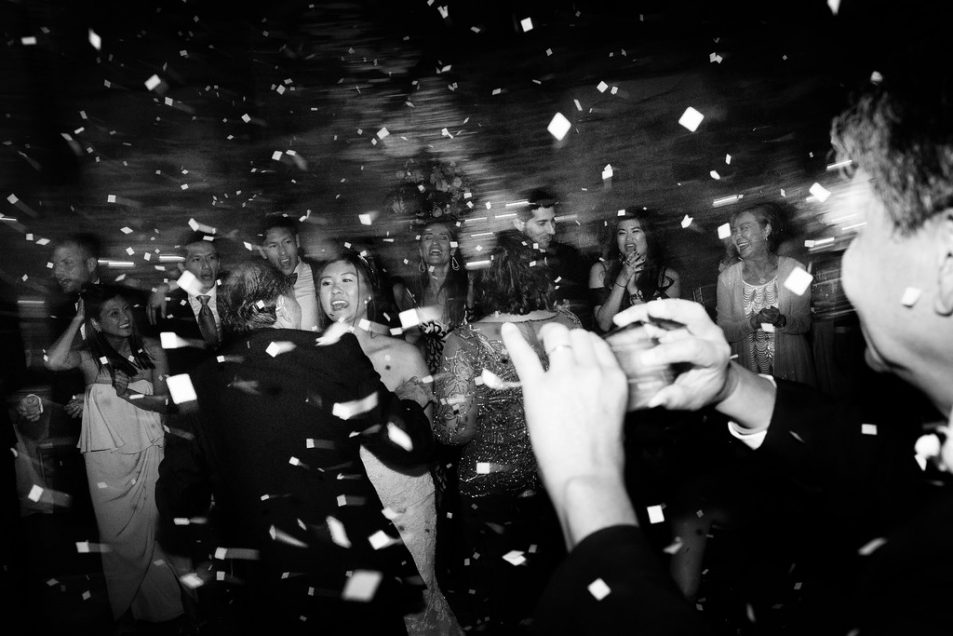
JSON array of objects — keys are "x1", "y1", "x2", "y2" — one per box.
[
  {"x1": 870, "y1": 70, "x2": 883, "y2": 85},
  {"x1": 398, "y1": 308, "x2": 421, "y2": 330},
  {"x1": 725, "y1": 154, "x2": 732, "y2": 164},
  {"x1": 861, "y1": 423, "x2": 878, "y2": 436},
  {"x1": 327, "y1": 516, "x2": 351, "y2": 548},
  {"x1": 520, "y1": 17, "x2": 534, "y2": 32},
  {"x1": 647, "y1": 505, "x2": 665, "y2": 524},
  {"x1": 710, "y1": 170, "x2": 721, "y2": 180},
  {"x1": 713, "y1": 194, "x2": 743, "y2": 208},
  {"x1": 809, "y1": 183, "x2": 831, "y2": 203},
  {"x1": 213, "y1": 547, "x2": 260, "y2": 560},
  {"x1": 306, "y1": 438, "x2": 335, "y2": 450},
  {"x1": 368, "y1": 530, "x2": 399, "y2": 550},
  {"x1": 175, "y1": 270, "x2": 203, "y2": 297},
  {"x1": 596, "y1": 81, "x2": 608, "y2": 93},
  {"x1": 547, "y1": 112, "x2": 571, "y2": 141},
  {"x1": 76, "y1": 541, "x2": 111, "y2": 553},
  {"x1": 316, "y1": 320, "x2": 351, "y2": 346},
  {"x1": 663, "y1": 537, "x2": 684, "y2": 554},
  {"x1": 144, "y1": 74, "x2": 161, "y2": 91},
  {"x1": 475, "y1": 462, "x2": 492, "y2": 474},
  {"x1": 588, "y1": 578, "x2": 611, "y2": 600},
  {"x1": 376, "y1": 127, "x2": 389, "y2": 139},
  {"x1": 27, "y1": 485, "x2": 44, "y2": 502},
  {"x1": 717, "y1": 223, "x2": 731, "y2": 240},
  {"x1": 680, "y1": 215, "x2": 693, "y2": 229},
  {"x1": 900, "y1": 287, "x2": 921, "y2": 307},
  {"x1": 270, "y1": 525, "x2": 309, "y2": 548},
  {"x1": 386, "y1": 422, "x2": 413, "y2": 452},
  {"x1": 827, "y1": 0, "x2": 841, "y2": 15},
  {"x1": 761, "y1": 323, "x2": 776, "y2": 334},
  {"x1": 858, "y1": 537, "x2": 888, "y2": 556},
  {"x1": 503, "y1": 550, "x2": 526, "y2": 566},
  {"x1": 358, "y1": 213, "x2": 374, "y2": 225},
  {"x1": 332, "y1": 392, "x2": 378, "y2": 420},
  {"x1": 678, "y1": 107, "x2": 704, "y2": 132},
  {"x1": 167, "y1": 374, "x2": 198, "y2": 404},
  {"x1": 266, "y1": 341, "x2": 297, "y2": 357},
  {"x1": 480, "y1": 369, "x2": 520, "y2": 390},
  {"x1": 342, "y1": 570, "x2": 382, "y2": 601},
  {"x1": 179, "y1": 573, "x2": 205, "y2": 589},
  {"x1": 783, "y1": 266, "x2": 813, "y2": 296},
  {"x1": 601, "y1": 164, "x2": 613, "y2": 180}
]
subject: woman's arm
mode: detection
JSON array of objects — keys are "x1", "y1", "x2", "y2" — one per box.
[
  {"x1": 591, "y1": 261, "x2": 629, "y2": 333},
  {"x1": 45, "y1": 307, "x2": 85, "y2": 371},
  {"x1": 391, "y1": 342, "x2": 435, "y2": 423},
  {"x1": 118, "y1": 338, "x2": 171, "y2": 414},
  {"x1": 433, "y1": 332, "x2": 479, "y2": 444},
  {"x1": 662, "y1": 268, "x2": 681, "y2": 300}
]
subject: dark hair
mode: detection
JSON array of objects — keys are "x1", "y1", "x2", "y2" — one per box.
[
  {"x1": 82, "y1": 285, "x2": 153, "y2": 377},
  {"x1": 316, "y1": 251, "x2": 395, "y2": 331},
  {"x1": 219, "y1": 260, "x2": 293, "y2": 335},
  {"x1": 832, "y1": 67, "x2": 953, "y2": 236},
  {"x1": 405, "y1": 220, "x2": 470, "y2": 327},
  {"x1": 516, "y1": 187, "x2": 559, "y2": 222},
  {"x1": 259, "y1": 214, "x2": 299, "y2": 239},
  {"x1": 474, "y1": 231, "x2": 555, "y2": 316},
  {"x1": 601, "y1": 209, "x2": 674, "y2": 301},
  {"x1": 177, "y1": 230, "x2": 218, "y2": 255},
  {"x1": 728, "y1": 203, "x2": 782, "y2": 254},
  {"x1": 58, "y1": 232, "x2": 102, "y2": 261}
]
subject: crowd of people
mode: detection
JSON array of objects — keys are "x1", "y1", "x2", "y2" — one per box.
[{"x1": 5, "y1": 47, "x2": 953, "y2": 636}]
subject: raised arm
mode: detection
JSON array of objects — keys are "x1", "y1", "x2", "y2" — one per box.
[
  {"x1": 45, "y1": 300, "x2": 85, "y2": 371},
  {"x1": 591, "y1": 261, "x2": 631, "y2": 333},
  {"x1": 432, "y1": 331, "x2": 479, "y2": 444}
]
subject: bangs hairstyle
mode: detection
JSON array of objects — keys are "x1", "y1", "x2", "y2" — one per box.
[
  {"x1": 219, "y1": 260, "x2": 293, "y2": 335},
  {"x1": 82, "y1": 284, "x2": 153, "y2": 377},
  {"x1": 317, "y1": 250, "x2": 395, "y2": 330},
  {"x1": 474, "y1": 231, "x2": 555, "y2": 316},
  {"x1": 831, "y1": 68, "x2": 953, "y2": 236},
  {"x1": 601, "y1": 208, "x2": 672, "y2": 301},
  {"x1": 259, "y1": 213, "x2": 299, "y2": 239}
]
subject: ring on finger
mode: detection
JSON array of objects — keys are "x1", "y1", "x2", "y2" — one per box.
[{"x1": 545, "y1": 343, "x2": 573, "y2": 356}]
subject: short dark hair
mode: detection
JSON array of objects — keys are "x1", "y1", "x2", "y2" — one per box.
[
  {"x1": 58, "y1": 232, "x2": 102, "y2": 261},
  {"x1": 832, "y1": 66, "x2": 953, "y2": 236},
  {"x1": 176, "y1": 231, "x2": 218, "y2": 255},
  {"x1": 218, "y1": 260, "x2": 293, "y2": 335},
  {"x1": 517, "y1": 187, "x2": 559, "y2": 222},
  {"x1": 316, "y1": 250, "x2": 396, "y2": 330},
  {"x1": 259, "y1": 214, "x2": 299, "y2": 239},
  {"x1": 474, "y1": 230, "x2": 555, "y2": 316}
]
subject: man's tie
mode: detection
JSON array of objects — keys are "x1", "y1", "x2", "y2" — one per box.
[
  {"x1": 288, "y1": 272, "x2": 298, "y2": 285},
  {"x1": 197, "y1": 295, "x2": 219, "y2": 348}
]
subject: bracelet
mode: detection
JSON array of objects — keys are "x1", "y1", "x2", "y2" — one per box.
[{"x1": 614, "y1": 281, "x2": 626, "y2": 289}]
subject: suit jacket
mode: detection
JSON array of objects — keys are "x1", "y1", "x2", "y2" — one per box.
[
  {"x1": 155, "y1": 288, "x2": 217, "y2": 377},
  {"x1": 156, "y1": 329, "x2": 434, "y2": 632},
  {"x1": 534, "y1": 382, "x2": 951, "y2": 635}
]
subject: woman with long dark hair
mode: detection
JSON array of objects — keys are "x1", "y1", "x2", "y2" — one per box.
[
  {"x1": 45, "y1": 285, "x2": 183, "y2": 628},
  {"x1": 392, "y1": 217, "x2": 473, "y2": 374},
  {"x1": 589, "y1": 208, "x2": 680, "y2": 332}
]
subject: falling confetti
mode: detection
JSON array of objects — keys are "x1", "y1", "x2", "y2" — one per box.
[
  {"x1": 547, "y1": 112, "x2": 572, "y2": 141},
  {"x1": 678, "y1": 107, "x2": 704, "y2": 132}
]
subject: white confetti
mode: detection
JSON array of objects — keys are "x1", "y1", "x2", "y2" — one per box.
[
  {"x1": 783, "y1": 266, "x2": 813, "y2": 296},
  {"x1": 265, "y1": 341, "x2": 297, "y2": 357},
  {"x1": 175, "y1": 270, "x2": 203, "y2": 297},
  {"x1": 332, "y1": 392, "x2": 378, "y2": 420},
  {"x1": 601, "y1": 164, "x2": 613, "y2": 180},
  {"x1": 503, "y1": 550, "x2": 526, "y2": 565},
  {"x1": 861, "y1": 423, "x2": 878, "y2": 436},
  {"x1": 809, "y1": 183, "x2": 831, "y2": 203},
  {"x1": 547, "y1": 112, "x2": 571, "y2": 141},
  {"x1": 367, "y1": 530, "x2": 399, "y2": 550},
  {"x1": 21, "y1": 36, "x2": 38, "y2": 46},
  {"x1": 326, "y1": 516, "x2": 351, "y2": 548},
  {"x1": 717, "y1": 223, "x2": 731, "y2": 240},
  {"x1": 167, "y1": 374, "x2": 198, "y2": 404},
  {"x1": 144, "y1": 74, "x2": 161, "y2": 91},
  {"x1": 858, "y1": 536, "x2": 888, "y2": 556},
  {"x1": 520, "y1": 17, "x2": 534, "y2": 32},
  {"x1": 386, "y1": 422, "x2": 413, "y2": 452},
  {"x1": 272, "y1": 150, "x2": 283, "y2": 161},
  {"x1": 678, "y1": 107, "x2": 704, "y2": 132},
  {"x1": 900, "y1": 287, "x2": 921, "y2": 307},
  {"x1": 680, "y1": 215, "x2": 693, "y2": 229},
  {"x1": 647, "y1": 505, "x2": 665, "y2": 524},
  {"x1": 710, "y1": 170, "x2": 721, "y2": 180},
  {"x1": 27, "y1": 485, "x2": 44, "y2": 502},
  {"x1": 596, "y1": 81, "x2": 609, "y2": 93},
  {"x1": 342, "y1": 570, "x2": 382, "y2": 601},
  {"x1": 159, "y1": 332, "x2": 190, "y2": 350},
  {"x1": 588, "y1": 578, "x2": 611, "y2": 601}
]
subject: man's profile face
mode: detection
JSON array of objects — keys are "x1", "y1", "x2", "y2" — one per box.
[
  {"x1": 182, "y1": 241, "x2": 221, "y2": 293},
  {"x1": 517, "y1": 206, "x2": 557, "y2": 251},
  {"x1": 262, "y1": 227, "x2": 300, "y2": 276},
  {"x1": 52, "y1": 244, "x2": 95, "y2": 294}
]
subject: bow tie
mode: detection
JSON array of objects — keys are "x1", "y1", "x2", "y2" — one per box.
[{"x1": 288, "y1": 272, "x2": 298, "y2": 285}]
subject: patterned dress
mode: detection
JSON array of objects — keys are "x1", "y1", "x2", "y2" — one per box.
[{"x1": 742, "y1": 278, "x2": 779, "y2": 374}]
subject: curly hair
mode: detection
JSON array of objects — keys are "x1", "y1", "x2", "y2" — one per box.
[
  {"x1": 832, "y1": 67, "x2": 953, "y2": 235},
  {"x1": 219, "y1": 260, "x2": 293, "y2": 335},
  {"x1": 474, "y1": 230, "x2": 555, "y2": 316}
]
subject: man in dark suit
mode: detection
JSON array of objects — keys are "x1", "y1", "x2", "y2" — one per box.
[
  {"x1": 150, "y1": 231, "x2": 223, "y2": 377},
  {"x1": 156, "y1": 260, "x2": 434, "y2": 634},
  {"x1": 258, "y1": 214, "x2": 321, "y2": 332},
  {"x1": 501, "y1": 49, "x2": 953, "y2": 636}
]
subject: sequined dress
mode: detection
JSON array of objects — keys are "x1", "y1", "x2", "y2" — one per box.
[
  {"x1": 432, "y1": 308, "x2": 579, "y2": 631},
  {"x1": 742, "y1": 278, "x2": 779, "y2": 374}
]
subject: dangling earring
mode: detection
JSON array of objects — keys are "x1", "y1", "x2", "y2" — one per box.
[
  {"x1": 451, "y1": 255, "x2": 460, "y2": 271},
  {"x1": 418, "y1": 259, "x2": 426, "y2": 273}
]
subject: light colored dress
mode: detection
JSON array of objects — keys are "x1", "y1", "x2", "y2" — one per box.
[
  {"x1": 360, "y1": 448, "x2": 462, "y2": 635},
  {"x1": 716, "y1": 256, "x2": 817, "y2": 386},
  {"x1": 79, "y1": 369, "x2": 183, "y2": 622}
]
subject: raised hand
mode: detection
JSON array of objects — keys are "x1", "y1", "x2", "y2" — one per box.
[
  {"x1": 146, "y1": 284, "x2": 171, "y2": 326},
  {"x1": 64, "y1": 396, "x2": 84, "y2": 418},
  {"x1": 112, "y1": 369, "x2": 131, "y2": 396}
]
